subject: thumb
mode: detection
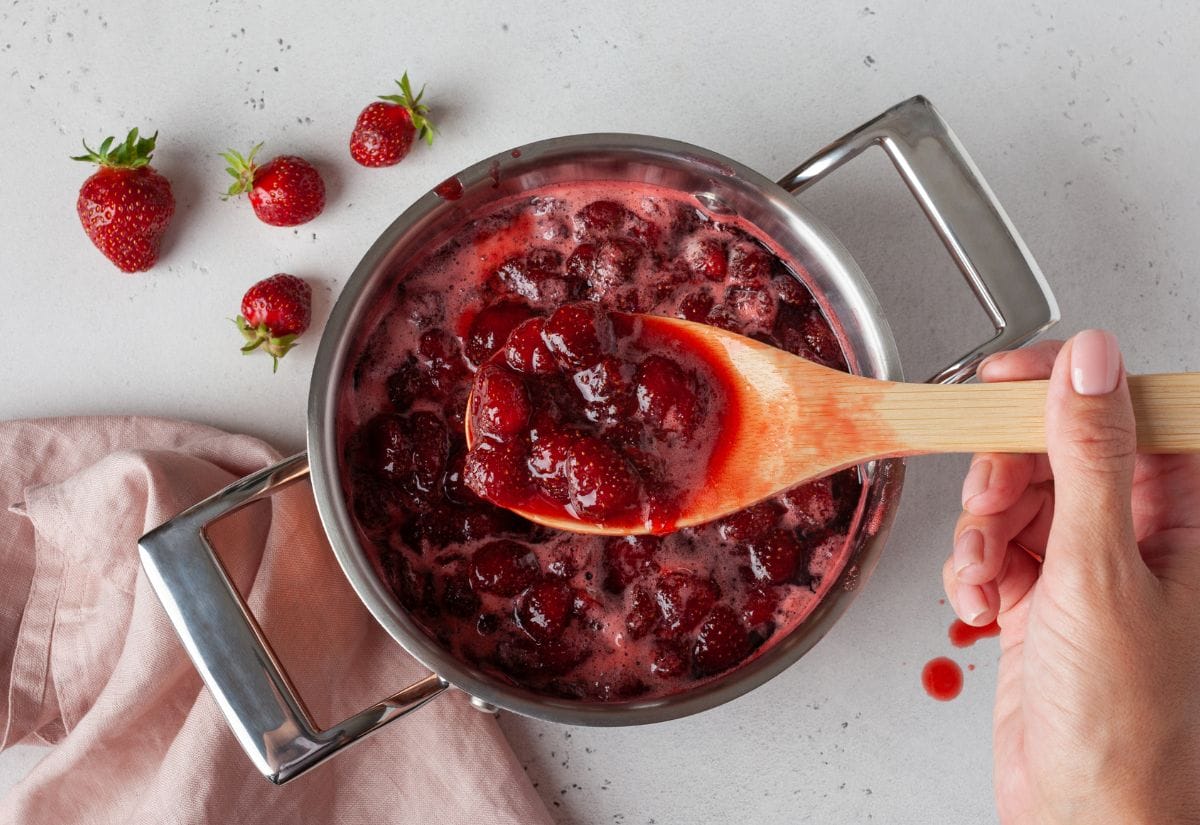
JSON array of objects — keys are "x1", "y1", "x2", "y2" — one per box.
[{"x1": 1043, "y1": 329, "x2": 1142, "y2": 587}]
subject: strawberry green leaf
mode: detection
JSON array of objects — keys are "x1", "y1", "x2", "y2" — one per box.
[
  {"x1": 377, "y1": 71, "x2": 436, "y2": 146},
  {"x1": 263, "y1": 333, "x2": 299, "y2": 373},
  {"x1": 235, "y1": 316, "x2": 300, "y2": 371},
  {"x1": 236, "y1": 316, "x2": 268, "y2": 351},
  {"x1": 71, "y1": 128, "x2": 158, "y2": 168},
  {"x1": 221, "y1": 143, "x2": 264, "y2": 199}
]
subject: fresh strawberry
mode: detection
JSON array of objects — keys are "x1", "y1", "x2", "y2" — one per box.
[
  {"x1": 350, "y1": 72, "x2": 435, "y2": 167},
  {"x1": 236, "y1": 274, "x2": 312, "y2": 372},
  {"x1": 221, "y1": 144, "x2": 325, "y2": 226},
  {"x1": 72, "y1": 128, "x2": 175, "y2": 273}
]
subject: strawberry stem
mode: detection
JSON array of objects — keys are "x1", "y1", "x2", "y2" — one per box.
[
  {"x1": 378, "y1": 71, "x2": 435, "y2": 146},
  {"x1": 71, "y1": 128, "x2": 159, "y2": 168},
  {"x1": 220, "y1": 143, "x2": 264, "y2": 199}
]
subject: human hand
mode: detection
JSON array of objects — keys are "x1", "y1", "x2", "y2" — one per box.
[{"x1": 943, "y1": 330, "x2": 1200, "y2": 824}]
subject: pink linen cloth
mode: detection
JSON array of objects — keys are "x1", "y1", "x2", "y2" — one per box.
[{"x1": 0, "y1": 416, "x2": 553, "y2": 824}]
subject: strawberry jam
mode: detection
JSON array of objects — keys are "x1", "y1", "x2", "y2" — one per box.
[
  {"x1": 465, "y1": 304, "x2": 732, "y2": 533},
  {"x1": 337, "y1": 183, "x2": 864, "y2": 702}
]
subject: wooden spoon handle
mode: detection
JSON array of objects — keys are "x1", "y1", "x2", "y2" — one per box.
[{"x1": 873, "y1": 373, "x2": 1200, "y2": 455}]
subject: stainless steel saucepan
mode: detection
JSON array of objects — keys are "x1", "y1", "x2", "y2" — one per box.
[{"x1": 139, "y1": 96, "x2": 1058, "y2": 784}]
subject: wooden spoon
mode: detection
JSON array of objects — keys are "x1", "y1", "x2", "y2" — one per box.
[{"x1": 468, "y1": 315, "x2": 1200, "y2": 535}]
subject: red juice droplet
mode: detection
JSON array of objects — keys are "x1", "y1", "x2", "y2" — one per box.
[
  {"x1": 434, "y1": 176, "x2": 464, "y2": 201},
  {"x1": 511, "y1": 148, "x2": 522, "y2": 158},
  {"x1": 967, "y1": 664, "x2": 976, "y2": 671},
  {"x1": 922, "y1": 657, "x2": 963, "y2": 701},
  {"x1": 949, "y1": 619, "x2": 1000, "y2": 647}
]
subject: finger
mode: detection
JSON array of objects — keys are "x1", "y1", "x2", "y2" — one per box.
[
  {"x1": 1028, "y1": 454, "x2": 1054, "y2": 485},
  {"x1": 954, "y1": 485, "x2": 1052, "y2": 585},
  {"x1": 1042, "y1": 331, "x2": 1145, "y2": 588},
  {"x1": 942, "y1": 552, "x2": 1001, "y2": 625},
  {"x1": 962, "y1": 342, "x2": 1062, "y2": 515},
  {"x1": 943, "y1": 542, "x2": 1041, "y2": 625},
  {"x1": 961, "y1": 453, "x2": 1037, "y2": 515},
  {"x1": 956, "y1": 581, "x2": 1000, "y2": 625},
  {"x1": 977, "y1": 339, "x2": 1063, "y2": 382},
  {"x1": 1012, "y1": 482, "x2": 1055, "y2": 555},
  {"x1": 994, "y1": 544, "x2": 1041, "y2": 615},
  {"x1": 1132, "y1": 454, "x2": 1200, "y2": 534}
]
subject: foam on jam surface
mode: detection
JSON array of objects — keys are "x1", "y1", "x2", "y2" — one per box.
[{"x1": 336, "y1": 182, "x2": 865, "y2": 702}]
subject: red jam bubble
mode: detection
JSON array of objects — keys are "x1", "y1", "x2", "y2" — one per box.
[
  {"x1": 949, "y1": 618, "x2": 1000, "y2": 647},
  {"x1": 336, "y1": 182, "x2": 861, "y2": 702},
  {"x1": 922, "y1": 657, "x2": 963, "y2": 701}
]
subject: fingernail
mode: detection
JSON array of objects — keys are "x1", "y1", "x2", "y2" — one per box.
[
  {"x1": 961, "y1": 460, "x2": 992, "y2": 508},
  {"x1": 953, "y1": 528, "x2": 985, "y2": 576},
  {"x1": 957, "y1": 584, "x2": 989, "y2": 624},
  {"x1": 1070, "y1": 329, "x2": 1120, "y2": 396}
]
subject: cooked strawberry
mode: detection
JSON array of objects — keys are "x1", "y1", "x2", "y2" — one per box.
[
  {"x1": 527, "y1": 426, "x2": 577, "y2": 503},
  {"x1": 741, "y1": 584, "x2": 779, "y2": 627},
  {"x1": 682, "y1": 235, "x2": 727, "y2": 281},
  {"x1": 602, "y1": 535, "x2": 661, "y2": 593},
  {"x1": 748, "y1": 529, "x2": 801, "y2": 584},
  {"x1": 692, "y1": 606, "x2": 751, "y2": 675},
  {"x1": 715, "y1": 500, "x2": 783, "y2": 543},
  {"x1": 782, "y1": 477, "x2": 838, "y2": 533},
  {"x1": 72, "y1": 128, "x2": 175, "y2": 273},
  {"x1": 350, "y1": 72, "x2": 435, "y2": 167},
  {"x1": 464, "y1": 301, "x2": 536, "y2": 366},
  {"x1": 236, "y1": 274, "x2": 312, "y2": 372},
  {"x1": 470, "y1": 539, "x2": 539, "y2": 596},
  {"x1": 463, "y1": 439, "x2": 534, "y2": 507},
  {"x1": 504, "y1": 317, "x2": 558, "y2": 375},
  {"x1": 470, "y1": 364, "x2": 531, "y2": 441},
  {"x1": 565, "y1": 436, "x2": 641, "y2": 519},
  {"x1": 541, "y1": 302, "x2": 616, "y2": 371},
  {"x1": 515, "y1": 581, "x2": 576, "y2": 641},
  {"x1": 634, "y1": 355, "x2": 701, "y2": 436},
  {"x1": 221, "y1": 144, "x2": 325, "y2": 226},
  {"x1": 654, "y1": 570, "x2": 719, "y2": 636},
  {"x1": 624, "y1": 586, "x2": 659, "y2": 639}
]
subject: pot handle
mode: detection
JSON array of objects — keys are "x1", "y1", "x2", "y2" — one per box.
[
  {"x1": 138, "y1": 452, "x2": 449, "y2": 785},
  {"x1": 777, "y1": 95, "x2": 1059, "y2": 385}
]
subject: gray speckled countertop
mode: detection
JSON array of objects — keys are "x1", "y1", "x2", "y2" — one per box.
[{"x1": 2, "y1": 2, "x2": 1197, "y2": 822}]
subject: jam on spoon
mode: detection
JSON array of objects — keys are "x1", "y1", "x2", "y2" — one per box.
[{"x1": 464, "y1": 302, "x2": 733, "y2": 534}]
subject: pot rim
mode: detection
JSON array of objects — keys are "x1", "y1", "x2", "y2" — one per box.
[{"x1": 307, "y1": 132, "x2": 906, "y2": 726}]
